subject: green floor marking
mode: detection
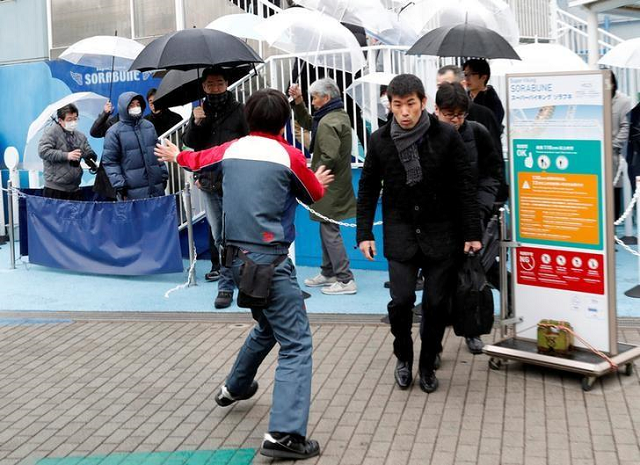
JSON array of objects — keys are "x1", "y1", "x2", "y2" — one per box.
[{"x1": 35, "y1": 449, "x2": 256, "y2": 465}]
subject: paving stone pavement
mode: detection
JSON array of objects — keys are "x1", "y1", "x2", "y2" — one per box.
[{"x1": 1, "y1": 313, "x2": 640, "y2": 465}]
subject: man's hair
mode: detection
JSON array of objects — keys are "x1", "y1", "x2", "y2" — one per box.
[
  {"x1": 437, "y1": 65, "x2": 463, "y2": 82},
  {"x1": 244, "y1": 88, "x2": 290, "y2": 135},
  {"x1": 463, "y1": 58, "x2": 491, "y2": 83},
  {"x1": 202, "y1": 67, "x2": 228, "y2": 82},
  {"x1": 610, "y1": 70, "x2": 618, "y2": 96},
  {"x1": 435, "y1": 82, "x2": 470, "y2": 113},
  {"x1": 309, "y1": 78, "x2": 341, "y2": 100},
  {"x1": 57, "y1": 103, "x2": 79, "y2": 120},
  {"x1": 386, "y1": 74, "x2": 426, "y2": 102},
  {"x1": 147, "y1": 88, "x2": 157, "y2": 100}
]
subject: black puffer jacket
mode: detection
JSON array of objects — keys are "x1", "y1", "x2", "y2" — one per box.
[
  {"x1": 182, "y1": 92, "x2": 249, "y2": 194},
  {"x1": 357, "y1": 113, "x2": 480, "y2": 262}
]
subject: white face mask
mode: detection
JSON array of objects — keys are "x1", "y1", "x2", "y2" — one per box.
[
  {"x1": 128, "y1": 106, "x2": 142, "y2": 118},
  {"x1": 380, "y1": 95, "x2": 390, "y2": 111},
  {"x1": 64, "y1": 121, "x2": 78, "y2": 132}
]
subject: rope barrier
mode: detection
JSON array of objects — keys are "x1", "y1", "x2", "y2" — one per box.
[
  {"x1": 296, "y1": 199, "x2": 383, "y2": 227},
  {"x1": 164, "y1": 246, "x2": 197, "y2": 298},
  {"x1": 614, "y1": 184, "x2": 640, "y2": 258}
]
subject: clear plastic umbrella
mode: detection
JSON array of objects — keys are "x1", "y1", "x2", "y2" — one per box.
[
  {"x1": 345, "y1": 72, "x2": 396, "y2": 123},
  {"x1": 59, "y1": 35, "x2": 144, "y2": 70},
  {"x1": 295, "y1": 0, "x2": 394, "y2": 35},
  {"x1": 400, "y1": 0, "x2": 520, "y2": 47},
  {"x1": 23, "y1": 92, "x2": 107, "y2": 171},
  {"x1": 206, "y1": 13, "x2": 266, "y2": 41},
  {"x1": 491, "y1": 43, "x2": 589, "y2": 75},
  {"x1": 256, "y1": 8, "x2": 366, "y2": 73},
  {"x1": 598, "y1": 38, "x2": 640, "y2": 69}
]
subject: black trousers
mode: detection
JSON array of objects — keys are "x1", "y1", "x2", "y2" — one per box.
[
  {"x1": 43, "y1": 187, "x2": 83, "y2": 201},
  {"x1": 387, "y1": 251, "x2": 458, "y2": 373},
  {"x1": 208, "y1": 226, "x2": 220, "y2": 270}
]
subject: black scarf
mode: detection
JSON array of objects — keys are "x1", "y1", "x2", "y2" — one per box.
[
  {"x1": 390, "y1": 111, "x2": 430, "y2": 186},
  {"x1": 205, "y1": 91, "x2": 230, "y2": 116},
  {"x1": 310, "y1": 98, "x2": 344, "y2": 153}
]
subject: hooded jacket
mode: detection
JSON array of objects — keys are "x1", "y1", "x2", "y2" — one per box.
[{"x1": 102, "y1": 92, "x2": 168, "y2": 200}]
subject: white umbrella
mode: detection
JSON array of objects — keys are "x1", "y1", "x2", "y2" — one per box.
[
  {"x1": 206, "y1": 14, "x2": 266, "y2": 42},
  {"x1": 295, "y1": 0, "x2": 394, "y2": 35},
  {"x1": 598, "y1": 38, "x2": 640, "y2": 69},
  {"x1": 345, "y1": 72, "x2": 396, "y2": 123},
  {"x1": 400, "y1": 0, "x2": 520, "y2": 47},
  {"x1": 491, "y1": 43, "x2": 589, "y2": 75},
  {"x1": 257, "y1": 9, "x2": 366, "y2": 73},
  {"x1": 23, "y1": 92, "x2": 107, "y2": 171},
  {"x1": 59, "y1": 35, "x2": 144, "y2": 70}
]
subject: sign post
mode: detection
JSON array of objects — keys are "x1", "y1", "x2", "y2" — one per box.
[{"x1": 483, "y1": 70, "x2": 640, "y2": 390}]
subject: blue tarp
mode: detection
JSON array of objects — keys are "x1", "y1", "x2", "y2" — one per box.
[{"x1": 26, "y1": 194, "x2": 183, "y2": 275}]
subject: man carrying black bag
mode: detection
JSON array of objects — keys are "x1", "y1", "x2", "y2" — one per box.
[{"x1": 155, "y1": 89, "x2": 333, "y2": 460}]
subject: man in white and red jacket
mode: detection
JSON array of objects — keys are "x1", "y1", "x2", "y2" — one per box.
[{"x1": 156, "y1": 89, "x2": 333, "y2": 460}]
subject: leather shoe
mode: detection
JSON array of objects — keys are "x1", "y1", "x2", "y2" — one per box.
[
  {"x1": 394, "y1": 360, "x2": 412, "y2": 389},
  {"x1": 419, "y1": 371, "x2": 439, "y2": 393},
  {"x1": 215, "y1": 291, "x2": 233, "y2": 309},
  {"x1": 465, "y1": 336, "x2": 484, "y2": 355}
]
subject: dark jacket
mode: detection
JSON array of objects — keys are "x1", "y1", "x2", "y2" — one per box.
[
  {"x1": 293, "y1": 101, "x2": 357, "y2": 221},
  {"x1": 144, "y1": 109, "x2": 184, "y2": 137},
  {"x1": 627, "y1": 102, "x2": 640, "y2": 186},
  {"x1": 182, "y1": 91, "x2": 249, "y2": 193},
  {"x1": 102, "y1": 92, "x2": 168, "y2": 200},
  {"x1": 38, "y1": 123, "x2": 97, "y2": 192},
  {"x1": 458, "y1": 120, "x2": 503, "y2": 219},
  {"x1": 357, "y1": 113, "x2": 481, "y2": 262},
  {"x1": 90, "y1": 111, "x2": 119, "y2": 138},
  {"x1": 471, "y1": 86, "x2": 504, "y2": 129}
]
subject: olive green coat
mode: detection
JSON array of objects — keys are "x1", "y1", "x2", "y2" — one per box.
[{"x1": 293, "y1": 102, "x2": 357, "y2": 222}]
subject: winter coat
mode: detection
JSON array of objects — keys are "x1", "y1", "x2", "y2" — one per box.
[
  {"x1": 458, "y1": 120, "x2": 503, "y2": 220},
  {"x1": 38, "y1": 123, "x2": 97, "y2": 192},
  {"x1": 294, "y1": 101, "x2": 357, "y2": 221},
  {"x1": 90, "y1": 111, "x2": 119, "y2": 138},
  {"x1": 102, "y1": 92, "x2": 168, "y2": 200},
  {"x1": 182, "y1": 92, "x2": 249, "y2": 194},
  {"x1": 627, "y1": 102, "x2": 640, "y2": 187},
  {"x1": 357, "y1": 114, "x2": 481, "y2": 262},
  {"x1": 612, "y1": 91, "x2": 631, "y2": 188},
  {"x1": 471, "y1": 86, "x2": 504, "y2": 128},
  {"x1": 144, "y1": 109, "x2": 184, "y2": 137}
]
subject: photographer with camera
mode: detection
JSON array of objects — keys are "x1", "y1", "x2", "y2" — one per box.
[{"x1": 38, "y1": 103, "x2": 98, "y2": 200}]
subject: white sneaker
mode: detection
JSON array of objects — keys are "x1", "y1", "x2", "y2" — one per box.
[
  {"x1": 304, "y1": 274, "x2": 337, "y2": 287},
  {"x1": 321, "y1": 280, "x2": 357, "y2": 295}
]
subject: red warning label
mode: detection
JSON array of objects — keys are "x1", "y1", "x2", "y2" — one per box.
[{"x1": 516, "y1": 247, "x2": 605, "y2": 295}]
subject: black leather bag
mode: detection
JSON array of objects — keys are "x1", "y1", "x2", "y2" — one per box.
[
  {"x1": 452, "y1": 253, "x2": 494, "y2": 337},
  {"x1": 236, "y1": 250, "x2": 287, "y2": 309},
  {"x1": 92, "y1": 163, "x2": 117, "y2": 200}
]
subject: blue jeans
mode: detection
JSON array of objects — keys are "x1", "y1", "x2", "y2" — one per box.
[
  {"x1": 201, "y1": 189, "x2": 234, "y2": 292},
  {"x1": 225, "y1": 252, "x2": 312, "y2": 437}
]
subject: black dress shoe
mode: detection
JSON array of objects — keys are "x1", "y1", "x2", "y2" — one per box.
[
  {"x1": 215, "y1": 380, "x2": 259, "y2": 407},
  {"x1": 465, "y1": 336, "x2": 484, "y2": 354},
  {"x1": 205, "y1": 269, "x2": 221, "y2": 282},
  {"x1": 394, "y1": 360, "x2": 412, "y2": 389},
  {"x1": 260, "y1": 432, "x2": 320, "y2": 460},
  {"x1": 419, "y1": 371, "x2": 439, "y2": 393},
  {"x1": 215, "y1": 291, "x2": 233, "y2": 309}
]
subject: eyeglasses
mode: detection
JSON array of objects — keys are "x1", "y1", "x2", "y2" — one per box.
[
  {"x1": 441, "y1": 111, "x2": 468, "y2": 120},
  {"x1": 463, "y1": 72, "x2": 479, "y2": 78}
]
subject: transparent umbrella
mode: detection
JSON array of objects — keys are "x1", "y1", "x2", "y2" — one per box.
[
  {"x1": 400, "y1": 0, "x2": 520, "y2": 47},
  {"x1": 256, "y1": 8, "x2": 366, "y2": 73},
  {"x1": 345, "y1": 72, "x2": 396, "y2": 123},
  {"x1": 294, "y1": 0, "x2": 393, "y2": 36},
  {"x1": 598, "y1": 38, "x2": 640, "y2": 69},
  {"x1": 23, "y1": 92, "x2": 107, "y2": 171},
  {"x1": 491, "y1": 43, "x2": 589, "y2": 76},
  {"x1": 206, "y1": 13, "x2": 266, "y2": 41}
]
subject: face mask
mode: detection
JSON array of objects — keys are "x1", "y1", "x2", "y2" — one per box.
[
  {"x1": 128, "y1": 106, "x2": 142, "y2": 118},
  {"x1": 380, "y1": 95, "x2": 390, "y2": 111},
  {"x1": 206, "y1": 92, "x2": 228, "y2": 107},
  {"x1": 64, "y1": 121, "x2": 78, "y2": 132}
]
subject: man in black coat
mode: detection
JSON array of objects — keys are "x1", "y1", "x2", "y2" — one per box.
[
  {"x1": 182, "y1": 67, "x2": 249, "y2": 309},
  {"x1": 357, "y1": 74, "x2": 482, "y2": 393},
  {"x1": 144, "y1": 88, "x2": 184, "y2": 137},
  {"x1": 435, "y1": 82, "x2": 503, "y2": 354},
  {"x1": 90, "y1": 100, "x2": 119, "y2": 139}
]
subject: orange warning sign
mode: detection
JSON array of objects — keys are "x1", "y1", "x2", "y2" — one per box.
[{"x1": 517, "y1": 172, "x2": 599, "y2": 245}]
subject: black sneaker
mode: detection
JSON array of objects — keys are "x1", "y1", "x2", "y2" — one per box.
[
  {"x1": 214, "y1": 291, "x2": 233, "y2": 309},
  {"x1": 205, "y1": 269, "x2": 221, "y2": 282},
  {"x1": 215, "y1": 380, "x2": 259, "y2": 407},
  {"x1": 260, "y1": 432, "x2": 320, "y2": 460},
  {"x1": 419, "y1": 371, "x2": 439, "y2": 393}
]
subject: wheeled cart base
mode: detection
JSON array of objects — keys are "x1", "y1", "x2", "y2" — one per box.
[{"x1": 484, "y1": 338, "x2": 640, "y2": 391}]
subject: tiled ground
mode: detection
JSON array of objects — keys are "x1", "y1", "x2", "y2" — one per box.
[{"x1": 1, "y1": 313, "x2": 640, "y2": 465}]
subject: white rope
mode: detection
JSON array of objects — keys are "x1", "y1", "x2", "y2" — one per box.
[
  {"x1": 296, "y1": 199, "x2": 383, "y2": 227},
  {"x1": 164, "y1": 246, "x2": 197, "y2": 298},
  {"x1": 613, "y1": 158, "x2": 625, "y2": 187},
  {"x1": 613, "y1": 184, "x2": 640, "y2": 257}
]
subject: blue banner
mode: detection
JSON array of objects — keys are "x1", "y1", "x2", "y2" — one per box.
[{"x1": 26, "y1": 195, "x2": 183, "y2": 275}]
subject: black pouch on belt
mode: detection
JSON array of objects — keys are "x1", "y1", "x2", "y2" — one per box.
[{"x1": 236, "y1": 250, "x2": 287, "y2": 309}]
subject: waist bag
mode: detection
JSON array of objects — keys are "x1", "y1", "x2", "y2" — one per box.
[{"x1": 236, "y1": 249, "x2": 287, "y2": 309}]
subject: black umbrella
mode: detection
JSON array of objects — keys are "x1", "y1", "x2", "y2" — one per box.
[
  {"x1": 153, "y1": 66, "x2": 253, "y2": 109},
  {"x1": 129, "y1": 28, "x2": 262, "y2": 72},
  {"x1": 406, "y1": 23, "x2": 520, "y2": 60}
]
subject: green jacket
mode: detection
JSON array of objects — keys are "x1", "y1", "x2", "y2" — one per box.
[{"x1": 293, "y1": 101, "x2": 357, "y2": 222}]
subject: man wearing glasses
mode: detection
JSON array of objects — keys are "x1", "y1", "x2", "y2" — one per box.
[{"x1": 463, "y1": 59, "x2": 505, "y2": 131}]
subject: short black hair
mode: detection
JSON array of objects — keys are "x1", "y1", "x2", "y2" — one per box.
[
  {"x1": 386, "y1": 74, "x2": 426, "y2": 102},
  {"x1": 244, "y1": 88, "x2": 290, "y2": 135},
  {"x1": 147, "y1": 88, "x2": 157, "y2": 100},
  {"x1": 436, "y1": 82, "x2": 470, "y2": 113},
  {"x1": 57, "y1": 103, "x2": 78, "y2": 120},
  {"x1": 610, "y1": 70, "x2": 618, "y2": 96},
  {"x1": 463, "y1": 58, "x2": 491, "y2": 83},
  {"x1": 437, "y1": 65, "x2": 463, "y2": 81},
  {"x1": 202, "y1": 67, "x2": 228, "y2": 82}
]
